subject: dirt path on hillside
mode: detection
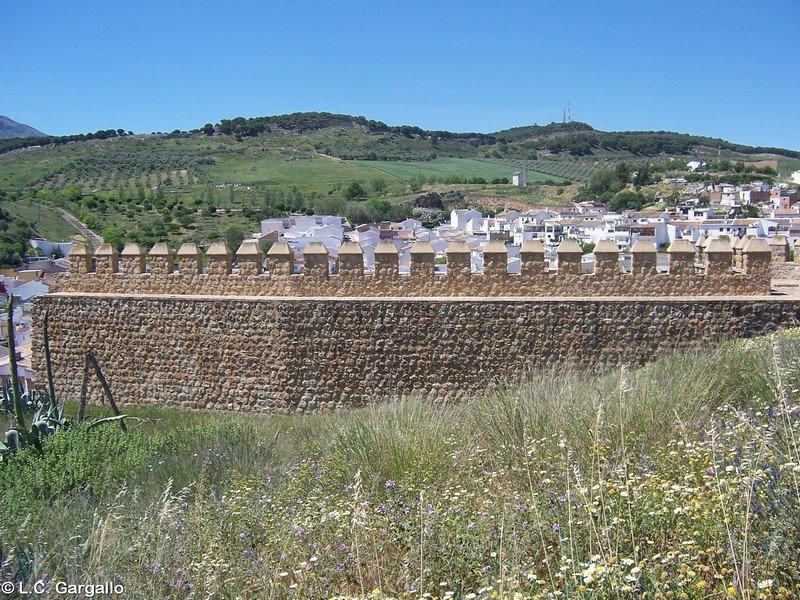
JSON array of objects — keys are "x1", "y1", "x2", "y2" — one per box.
[{"x1": 59, "y1": 209, "x2": 103, "y2": 248}]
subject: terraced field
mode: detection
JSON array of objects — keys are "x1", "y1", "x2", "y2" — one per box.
[{"x1": 481, "y1": 157, "x2": 599, "y2": 182}]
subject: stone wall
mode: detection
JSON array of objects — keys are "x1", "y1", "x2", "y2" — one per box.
[
  {"x1": 32, "y1": 294, "x2": 800, "y2": 413},
  {"x1": 33, "y1": 237, "x2": 794, "y2": 413}
]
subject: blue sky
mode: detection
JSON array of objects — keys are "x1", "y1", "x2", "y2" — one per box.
[{"x1": 3, "y1": 0, "x2": 799, "y2": 150}]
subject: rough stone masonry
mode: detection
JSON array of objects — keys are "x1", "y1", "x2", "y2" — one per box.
[{"x1": 30, "y1": 237, "x2": 800, "y2": 413}]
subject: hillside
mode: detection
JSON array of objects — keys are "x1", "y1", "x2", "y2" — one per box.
[
  {"x1": 0, "y1": 111, "x2": 798, "y2": 260},
  {"x1": 0, "y1": 116, "x2": 46, "y2": 139}
]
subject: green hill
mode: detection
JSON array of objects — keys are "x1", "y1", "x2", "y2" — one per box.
[{"x1": 0, "y1": 111, "x2": 798, "y2": 263}]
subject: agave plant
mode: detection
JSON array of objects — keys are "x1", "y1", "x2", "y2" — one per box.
[
  {"x1": 1, "y1": 382, "x2": 35, "y2": 416},
  {"x1": 1, "y1": 304, "x2": 68, "y2": 459},
  {"x1": 0, "y1": 400, "x2": 66, "y2": 455},
  {"x1": 0, "y1": 303, "x2": 128, "y2": 461}
]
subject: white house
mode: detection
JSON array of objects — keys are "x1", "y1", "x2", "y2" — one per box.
[
  {"x1": 10, "y1": 280, "x2": 50, "y2": 304},
  {"x1": 450, "y1": 209, "x2": 483, "y2": 231},
  {"x1": 28, "y1": 239, "x2": 73, "y2": 257}
]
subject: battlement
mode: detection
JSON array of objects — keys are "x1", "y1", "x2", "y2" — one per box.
[{"x1": 57, "y1": 237, "x2": 774, "y2": 298}]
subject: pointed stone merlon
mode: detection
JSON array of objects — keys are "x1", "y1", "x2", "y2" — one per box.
[
  {"x1": 68, "y1": 242, "x2": 93, "y2": 275},
  {"x1": 483, "y1": 241, "x2": 508, "y2": 278},
  {"x1": 177, "y1": 243, "x2": 203, "y2": 276},
  {"x1": 206, "y1": 242, "x2": 232, "y2": 276},
  {"x1": 700, "y1": 235, "x2": 714, "y2": 266},
  {"x1": 337, "y1": 241, "x2": 363, "y2": 277},
  {"x1": 694, "y1": 234, "x2": 707, "y2": 263},
  {"x1": 704, "y1": 238, "x2": 733, "y2": 275},
  {"x1": 120, "y1": 243, "x2": 146, "y2": 275},
  {"x1": 410, "y1": 241, "x2": 435, "y2": 277},
  {"x1": 446, "y1": 240, "x2": 471, "y2": 278},
  {"x1": 94, "y1": 243, "x2": 119, "y2": 275},
  {"x1": 735, "y1": 235, "x2": 755, "y2": 270},
  {"x1": 556, "y1": 239, "x2": 583, "y2": 275},
  {"x1": 593, "y1": 239, "x2": 620, "y2": 276},
  {"x1": 731, "y1": 236, "x2": 745, "y2": 270},
  {"x1": 630, "y1": 239, "x2": 657, "y2": 276},
  {"x1": 374, "y1": 240, "x2": 399, "y2": 279},
  {"x1": 770, "y1": 235, "x2": 790, "y2": 263},
  {"x1": 519, "y1": 239, "x2": 546, "y2": 276},
  {"x1": 236, "y1": 239, "x2": 263, "y2": 276},
  {"x1": 667, "y1": 239, "x2": 695, "y2": 276},
  {"x1": 267, "y1": 241, "x2": 294, "y2": 276},
  {"x1": 303, "y1": 242, "x2": 329, "y2": 277},
  {"x1": 148, "y1": 242, "x2": 174, "y2": 275},
  {"x1": 742, "y1": 238, "x2": 772, "y2": 276}
]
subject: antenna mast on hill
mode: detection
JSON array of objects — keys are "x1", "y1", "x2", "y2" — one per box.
[{"x1": 563, "y1": 102, "x2": 573, "y2": 124}]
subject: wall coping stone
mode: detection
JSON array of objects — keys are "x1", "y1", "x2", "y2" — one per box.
[
  {"x1": 206, "y1": 241, "x2": 232, "y2": 258},
  {"x1": 121, "y1": 243, "x2": 145, "y2": 257},
  {"x1": 375, "y1": 240, "x2": 399, "y2": 255},
  {"x1": 339, "y1": 241, "x2": 364, "y2": 256},
  {"x1": 149, "y1": 242, "x2": 173, "y2": 257},
  {"x1": 303, "y1": 241, "x2": 329, "y2": 256},
  {"x1": 95, "y1": 243, "x2": 118, "y2": 257},
  {"x1": 520, "y1": 239, "x2": 545, "y2": 254},
  {"x1": 177, "y1": 243, "x2": 202, "y2": 258},
  {"x1": 630, "y1": 239, "x2": 657, "y2": 254},
  {"x1": 410, "y1": 241, "x2": 435, "y2": 255},
  {"x1": 667, "y1": 239, "x2": 695, "y2": 255},
  {"x1": 236, "y1": 239, "x2": 261, "y2": 259},
  {"x1": 557, "y1": 239, "x2": 583, "y2": 255},
  {"x1": 267, "y1": 241, "x2": 293, "y2": 256}
]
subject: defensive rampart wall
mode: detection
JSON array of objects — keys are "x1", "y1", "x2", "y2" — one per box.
[
  {"x1": 30, "y1": 236, "x2": 800, "y2": 413},
  {"x1": 32, "y1": 295, "x2": 800, "y2": 412}
]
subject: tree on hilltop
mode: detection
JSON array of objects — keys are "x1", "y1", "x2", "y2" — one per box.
[{"x1": 343, "y1": 182, "x2": 367, "y2": 201}]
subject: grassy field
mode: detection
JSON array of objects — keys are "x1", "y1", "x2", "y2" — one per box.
[
  {"x1": 350, "y1": 158, "x2": 513, "y2": 180},
  {"x1": 206, "y1": 153, "x2": 379, "y2": 189},
  {"x1": 0, "y1": 147, "x2": 69, "y2": 188},
  {"x1": 206, "y1": 156, "x2": 539, "y2": 191},
  {"x1": 1, "y1": 331, "x2": 798, "y2": 598},
  {"x1": 5, "y1": 198, "x2": 81, "y2": 242},
  {"x1": 483, "y1": 158, "x2": 597, "y2": 183}
]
